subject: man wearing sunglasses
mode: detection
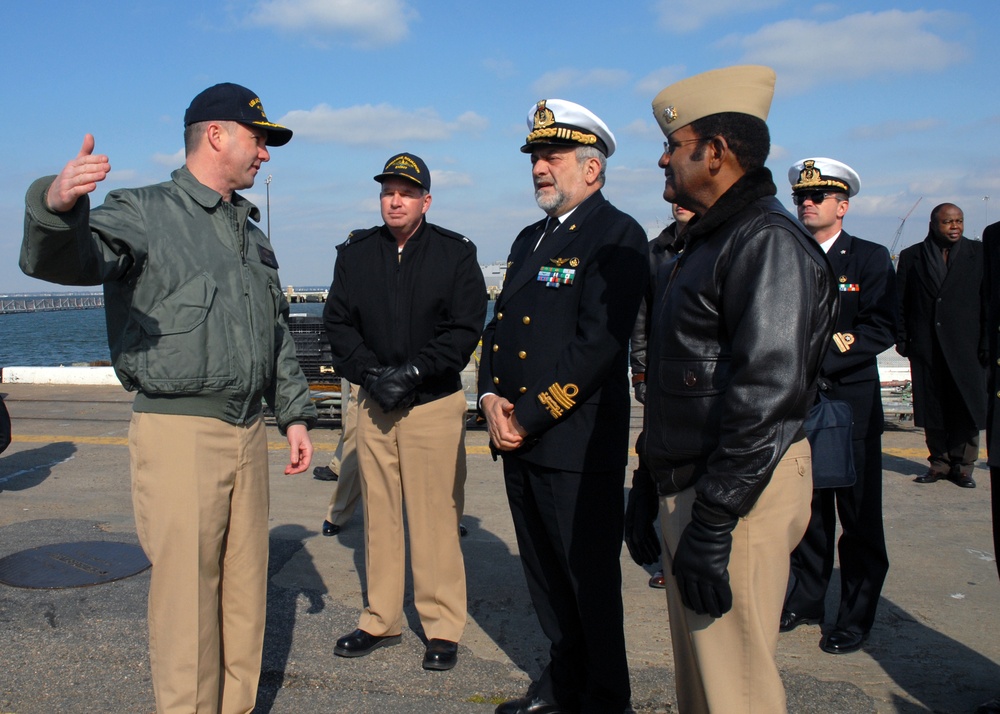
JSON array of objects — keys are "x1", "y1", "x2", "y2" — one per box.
[
  {"x1": 644, "y1": 66, "x2": 837, "y2": 712},
  {"x1": 781, "y1": 158, "x2": 897, "y2": 656}
]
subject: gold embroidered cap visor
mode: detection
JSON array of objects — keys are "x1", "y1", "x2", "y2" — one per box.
[
  {"x1": 788, "y1": 157, "x2": 860, "y2": 197},
  {"x1": 521, "y1": 98, "x2": 616, "y2": 158},
  {"x1": 373, "y1": 152, "x2": 431, "y2": 191},
  {"x1": 651, "y1": 65, "x2": 776, "y2": 138},
  {"x1": 184, "y1": 82, "x2": 293, "y2": 147}
]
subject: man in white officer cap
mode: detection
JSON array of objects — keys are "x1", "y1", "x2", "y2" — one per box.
[
  {"x1": 780, "y1": 159, "x2": 896, "y2": 656},
  {"x1": 642, "y1": 67, "x2": 837, "y2": 712},
  {"x1": 479, "y1": 99, "x2": 647, "y2": 714}
]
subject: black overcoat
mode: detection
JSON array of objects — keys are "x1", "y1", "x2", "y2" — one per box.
[
  {"x1": 983, "y1": 222, "x2": 1000, "y2": 465},
  {"x1": 895, "y1": 235, "x2": 987, "y2": 429}
]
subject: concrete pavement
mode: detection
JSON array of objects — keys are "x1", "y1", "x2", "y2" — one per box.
[{"x1": 0, "y1": 382, "x2": 998, "y2": 713}]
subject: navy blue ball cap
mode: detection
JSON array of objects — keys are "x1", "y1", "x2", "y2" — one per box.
[
  {"x1": 184, "y1": 82, "x2": 293, "y2": 147},
  {"x1": 373, "y1": 153, "x2": 431, "y2": 191}
]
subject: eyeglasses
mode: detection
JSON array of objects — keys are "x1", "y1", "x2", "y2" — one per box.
[
  {"x1": 792, "y1": 191, "x2": 844, "y2": 206},
  {"x1": 663, "y1": 137, "x2": 707, "y2": 155}
]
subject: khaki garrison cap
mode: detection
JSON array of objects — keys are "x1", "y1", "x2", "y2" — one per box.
[
  {"x1": 789, "y1": 157, "x2": 861, "y2": 197},
  {"x1": 652, "y1": 65, "x2": 776, "y2": 137}
]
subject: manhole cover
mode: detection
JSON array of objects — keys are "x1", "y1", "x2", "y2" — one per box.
[{"x1": 0, "y1": 541, "x2": 150, "y2": 589}]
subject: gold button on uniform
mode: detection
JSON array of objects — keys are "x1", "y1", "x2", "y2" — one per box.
[
  {"x1": 493, "y1": 376, "x2": 500, "y2": 384},
  {"x1": 519, "y1": 351, "x2": 527, "y2": 359},
  {"x1": 497, "y1": 312, "x2": 504, "y2": 320},
  {"x1": 522, "y1": 316, "x2": 531, "y2": 324},
  {"x1": 493, "y1": 344, "x2": 499, "y2": 352},
  {"x1": 519, "y1": 387, "x2": 527, "y2": 393}
]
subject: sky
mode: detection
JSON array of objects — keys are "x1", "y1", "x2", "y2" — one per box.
[{"x1": 3, "y1": 0, "x2": 1000, "y2": 293}]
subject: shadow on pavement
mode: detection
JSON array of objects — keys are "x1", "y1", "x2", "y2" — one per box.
[{"x1": 0, "y1": 441, "x2": 77, "y2": 492}]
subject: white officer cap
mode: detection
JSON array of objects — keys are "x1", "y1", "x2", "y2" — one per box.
[
  {"x1": 788, "y1": 157, "x2": 861, "y2": 197},
  {"x1": 521, "y1": 99, "x2": 616, "y2": 158}
]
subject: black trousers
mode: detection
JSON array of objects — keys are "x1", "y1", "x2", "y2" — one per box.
[
  {"x1": 925, "y1": 426, "x2": 980, "y2": 476},
  {"x1": 502, "y1": 457, "x2": 630, "y2": 713},
  {"x1": 786, "y1": 435, "x2": 889, "y2": 634}
]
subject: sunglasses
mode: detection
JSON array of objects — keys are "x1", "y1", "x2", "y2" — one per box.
[{"x1": 792, "y1": 191, "x2": 844, "y2": 206}]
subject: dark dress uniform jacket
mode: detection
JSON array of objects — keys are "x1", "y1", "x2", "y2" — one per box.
[
  {"x1": 822, "y1": 232, "x2": 897, "y2": 437},
  {"x1": 478, "y1": 190, "x2": 647, "y2": 472},
  {"x1": 896, "y1": 236, "x2": 987, "y2": 429}
]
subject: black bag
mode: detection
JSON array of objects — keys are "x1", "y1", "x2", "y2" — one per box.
[{"x1": 804, "y1": 393, "x2": 856, "y2": 489}]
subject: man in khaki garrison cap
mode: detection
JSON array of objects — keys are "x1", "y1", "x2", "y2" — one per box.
[{"x1": 638, "y1": 66, "x2": 837, "y2": 712}]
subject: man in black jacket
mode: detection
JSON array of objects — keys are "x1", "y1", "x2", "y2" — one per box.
[
  {"x1": 626, "y1": 202, "x2": 693, "y2": 590},
  {"x1": 780, "y1": 158, "x2": 896, "y2": 655},
  {"x1": 479, "y1": 99, "x2": 647, "y2": 714},
  {"x1": 642, "y1": 66, "x2": 837, "y2": 712},
  {"x1": 324, "y1": 153, "x2": 486, "y2": 672},
  {"x1": 896, "y1": 203, "x2": 986, "y2": 488}
]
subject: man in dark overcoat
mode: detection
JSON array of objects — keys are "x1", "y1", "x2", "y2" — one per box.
[
  {"x1": 479, "y1": 99, "x2": 647, "y2": 714},
  {"x1": 976, "y1": 220, "x2": 1000, "y2": 713},
  {"x1": 896, "y1": 203, "x2": 986, "y2": 487},
  {"x1": 780, "y1": 158, "x2": 896, "y2": 655}
]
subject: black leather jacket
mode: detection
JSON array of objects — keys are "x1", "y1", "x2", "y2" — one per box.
[{"x1": 643, "y1": 168, "x2": 837, "y2": 517}]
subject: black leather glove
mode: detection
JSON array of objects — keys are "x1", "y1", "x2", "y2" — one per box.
[
  {"x1": 672, "y1": 498, "x2": 739, "y2": 618},
  {"x1": 361, "y1": 365, "x2": 389, "y2": 395},
  {"x1": 634, "y1": 381, "x2": 647, "y2": 405},
  {"x1": 624, "y1": 467, "x2": 661, "y2": 566},
  {"x1": 368, "y1": 362, "x2": 421, "y2": 412}
]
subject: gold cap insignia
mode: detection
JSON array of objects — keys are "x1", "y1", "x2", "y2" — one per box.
[
  {"x1": 662, "y1": 106, "x2": 678, "y2": 124},
  {"x1": 532, "y1": 100, "x2": 556, "y2": 130}
]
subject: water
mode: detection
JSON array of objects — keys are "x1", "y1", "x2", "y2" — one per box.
[{"x1": 0, "y1": 300, "x2": 497, "y2": 370}]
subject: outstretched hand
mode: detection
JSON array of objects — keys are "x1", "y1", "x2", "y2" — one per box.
[{"x1": 46, "y1": 134, "x2": 110, "y2": 213}]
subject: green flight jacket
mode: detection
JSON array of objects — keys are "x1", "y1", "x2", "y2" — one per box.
[{"x1": 20, "y1": 167, "x2": 317, "y2": 432}]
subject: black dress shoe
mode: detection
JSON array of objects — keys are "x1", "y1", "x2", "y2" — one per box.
[
  {"x1": 334, "y1": 628, "x2": 401, "y2": 657},
  {"x1": 780, "y1": 610, "x2": 821, "y2": 633},
  {"x1": 495, "y1": 694, "x2": 565, "y2": 714},
  {"x1": 914, "y1": 470, "x2": 947, "y2": 484},
  {"x1": 950, "y1": 472, "x2": 977, "y2": 488},
  {"x1": 422, "y1": 638, "x2": 458, "y2": 670},
  {"x1": 322, "y1": 520, "x2": 341, "y2": 536},
  {"x1": 313, "y1": 465, "x2": 339, "y2": 481},
  {"x1": 821, "y1": 629, "x2": 868, "y2": 654}
]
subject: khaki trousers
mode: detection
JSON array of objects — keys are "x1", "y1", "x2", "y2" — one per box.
[
  {"x1": 355, "y1": 389, "x2": 468, "y2": 642},
  {"x1": 130, "y1": 412, "x2": 269, "y2": 714},
  {"x1": 326, "y1": 379, "x2": 362, "y2": 526},
  {"x1": 660, "y1": 438, "x2": 812, "y2": 714}
]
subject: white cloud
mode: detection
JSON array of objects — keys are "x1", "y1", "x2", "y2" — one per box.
[
  {"x1": 654, "y1": 0, "x2": 785, "y2": 33},
  {"x1": 152, "y1": 149, "x2": 185, "y2": 167},
  {"x1": 431, "y1": 170, "x2": 473, "y2": 189},
  {"x1": 278, "y1": 103, "x2": 488, "y2": 145},
  {"x1": 248, "y1": 0, "x2": 416, "y2": 46},
  {"x1": 483, "y1": 58, "x2": 517, "y2": 80},
  {"x1": 730, "y1": 10, "x2": 968, "y2": 93},
  {"x1": 848, "y1": 118, "x2": 945, "y2": 141},
  {"x1": 635, "y1": 66, "x2": 687, "y2": 96},
  {"x1": 531, "y1": 68, "x2": 631, "y2": 97}
]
